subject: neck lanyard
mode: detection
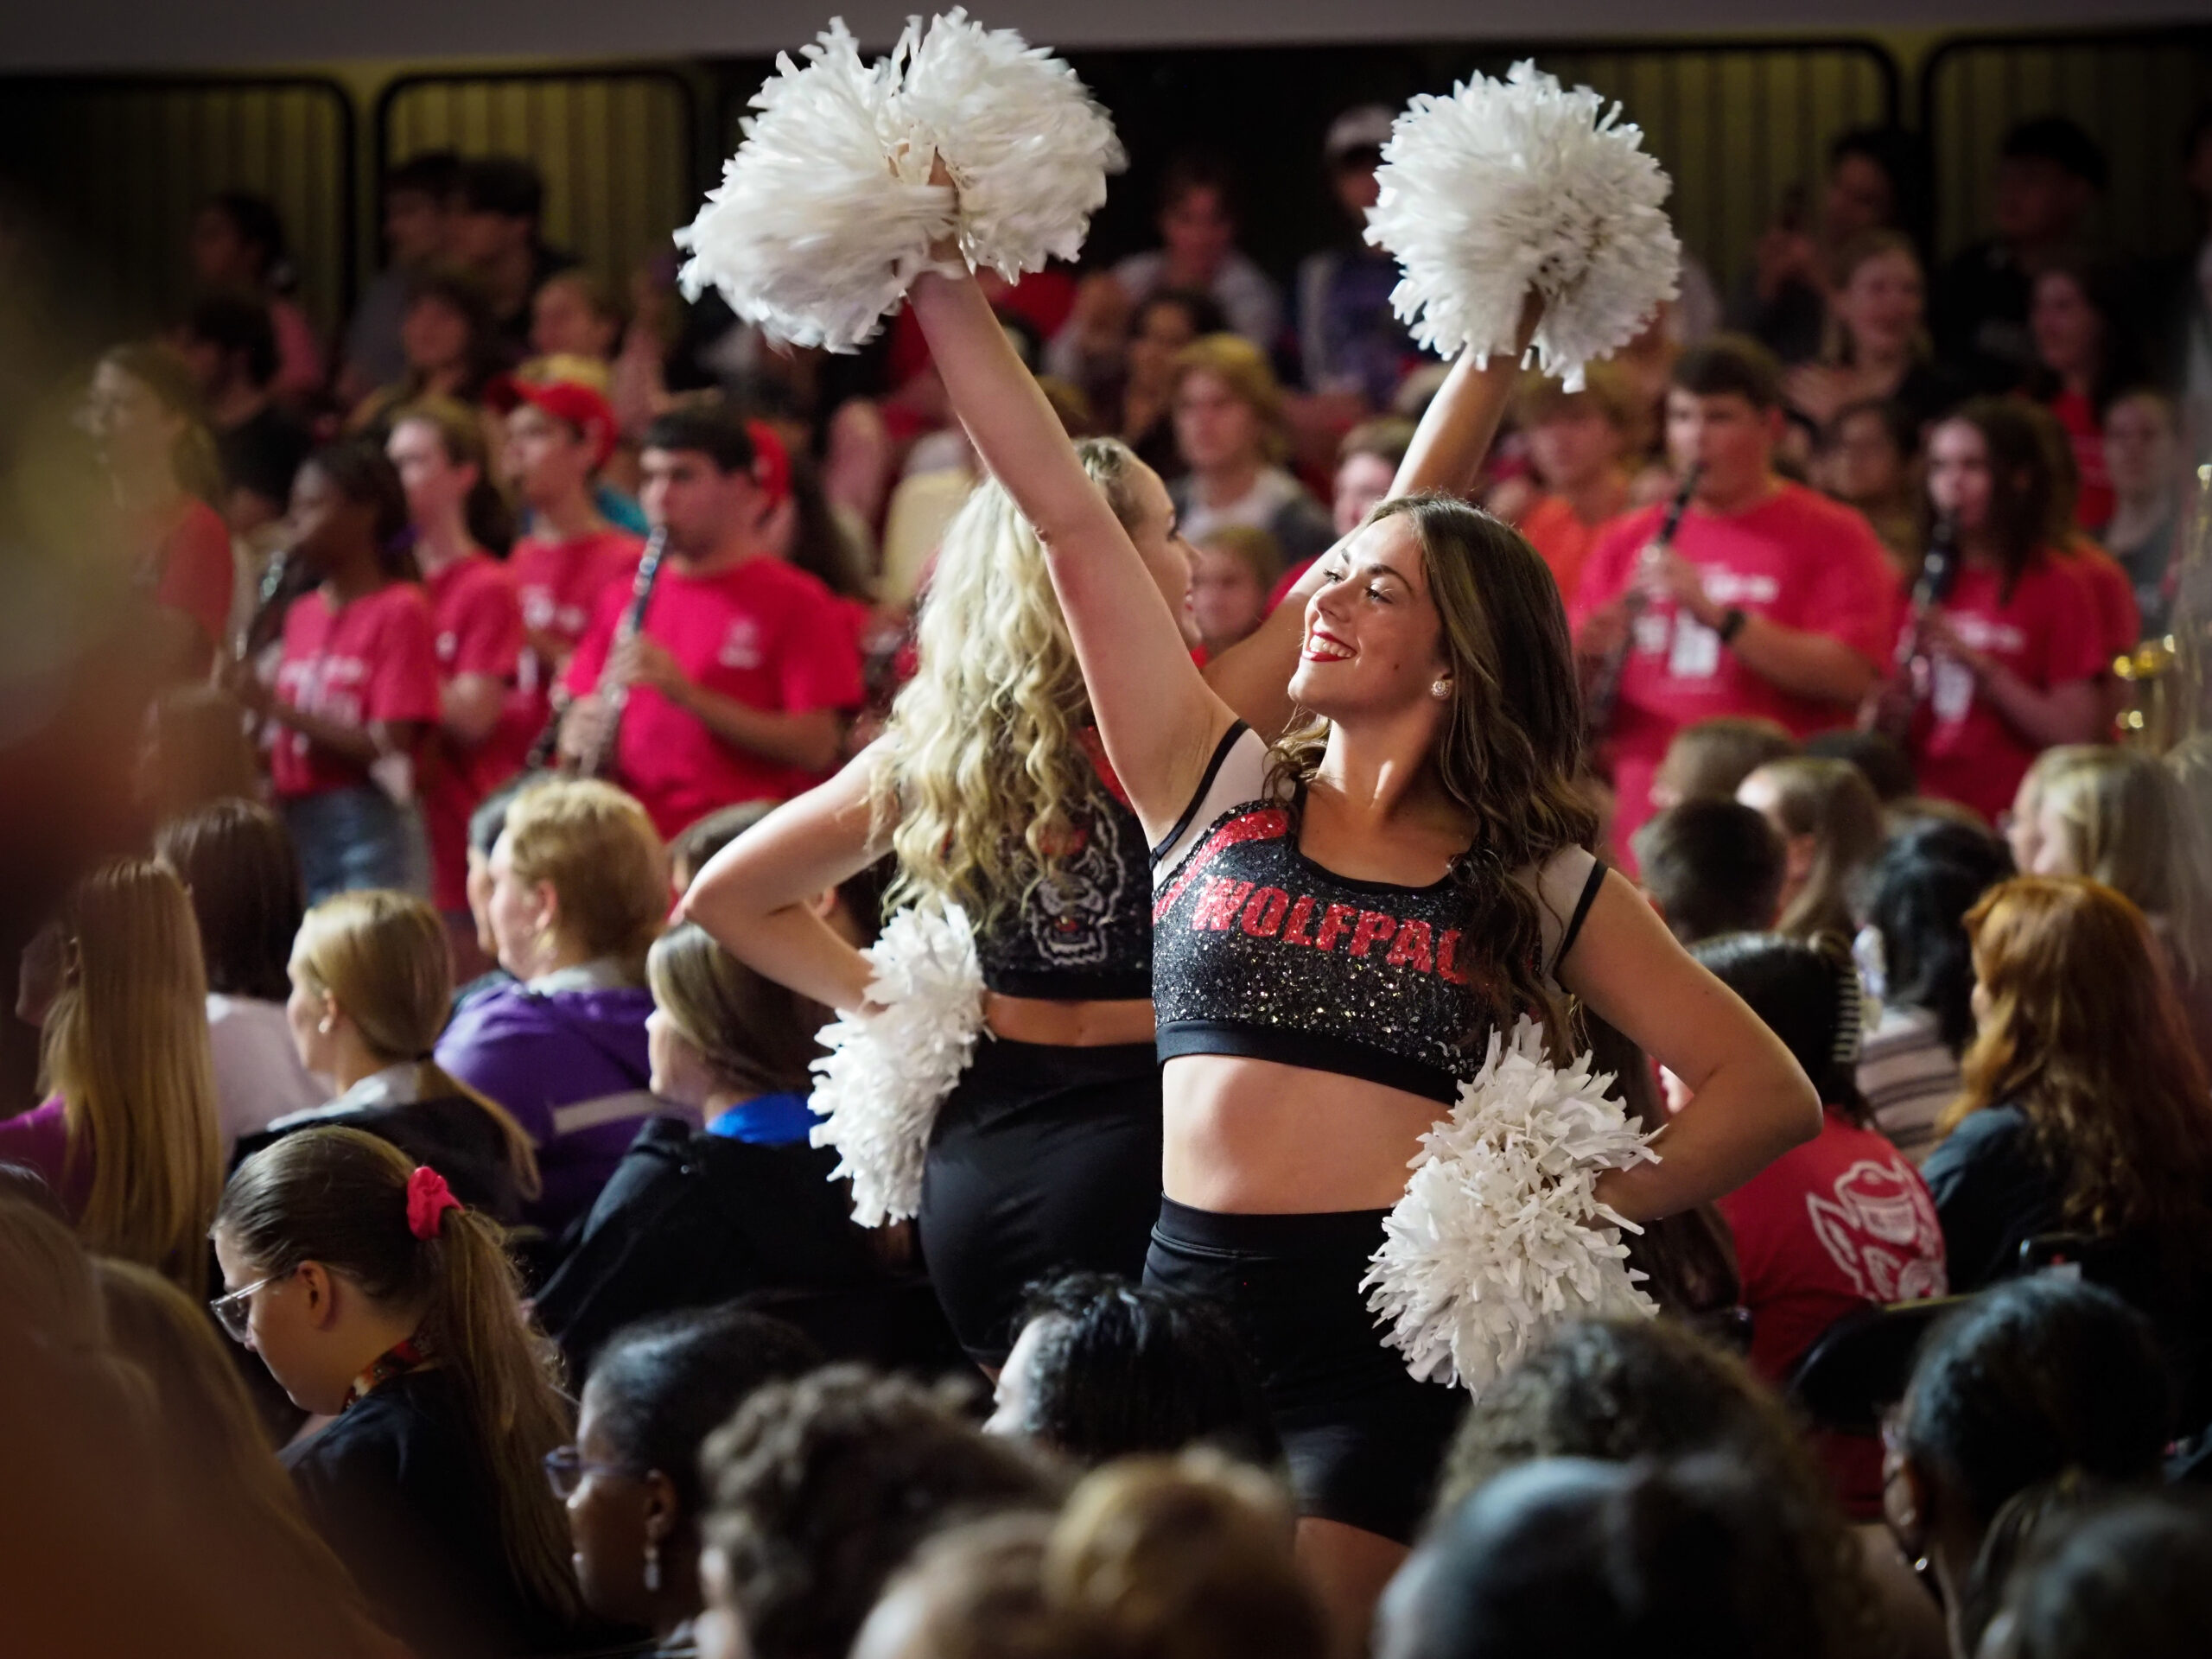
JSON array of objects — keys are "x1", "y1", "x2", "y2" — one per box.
[{"x1": 345, "y1": 1333, "x2": 432, "y2": 1408}]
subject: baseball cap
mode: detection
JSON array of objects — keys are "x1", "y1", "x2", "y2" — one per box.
[
  {"x1": 488, "y1": 375, "x2": 619, "y2": 470},
  {"x1": 1325, "y1": 105, "x2": 1395, "y2": 166}
]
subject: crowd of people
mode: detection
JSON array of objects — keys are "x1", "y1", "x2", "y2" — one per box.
[{"x1": 8, "y1": 76, "x2": 2212, "y2": 1659}]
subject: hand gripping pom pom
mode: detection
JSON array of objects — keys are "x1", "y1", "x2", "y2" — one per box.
[
  {"x1": 806, "y1": 902, "x2": 986, "y2": 1226},
  {"x1": 1363, "y1": 61, "x2": 1681, "y2": 391},
  {"x1": 1363, "y1": 1018, "x2": 1662, "y2": 1396},
  {"x1": 675, "y1": 11, "x2": 1123, "y2": 353}
]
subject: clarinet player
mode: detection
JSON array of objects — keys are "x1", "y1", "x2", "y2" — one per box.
[{"x1": 556, "y1": 406, "x2": 863, "y2": 841}]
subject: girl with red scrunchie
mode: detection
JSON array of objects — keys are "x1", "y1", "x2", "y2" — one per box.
[{"x1": 214, "y1": 1127, "x2": 587, "y2": 1658}]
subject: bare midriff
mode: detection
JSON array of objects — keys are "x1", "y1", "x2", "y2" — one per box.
[
  {"x1": 1161, "y1": 1052, "x2": 1445, "y2": 1214},
  {"x1": 981, "y1": 991, "x2": 1156, "y2": 1048}
]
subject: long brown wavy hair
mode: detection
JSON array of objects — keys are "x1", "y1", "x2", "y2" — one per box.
[
  {"x1": 1269, "y1": 493, "x2": 1599, "y2": 1060},
  {"x1": 1940, "y1": 877, "x2": 2212, "y2": 1271}
]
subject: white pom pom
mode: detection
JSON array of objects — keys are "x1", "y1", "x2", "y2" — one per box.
[
  {"x1": 806, "y1": 901, "x2": 987, "y2": 1226},
  {"x1": 901, "y1": 9, "x2": 1126, "y2": 281},
  {"x1": 1364, "y1": 60, "x2": 1681, "y2": 391},
  {"x1": 1362, "y1": 1017, "x2": 1662, "y2": 1396},
  {"x1": 674, "y1": 19, "x2": 952, "y2": 353}
]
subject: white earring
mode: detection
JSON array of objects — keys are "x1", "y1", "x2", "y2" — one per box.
[
  {"x1": 643, "y1": 1537, "x2": 662, "y2": 1593},
  {"x1": 1431, "y1": 679, "x2": 1452, "y2": 700}
]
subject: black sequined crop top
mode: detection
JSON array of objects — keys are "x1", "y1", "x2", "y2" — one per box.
[
  {"x1": 1149, "y1": 725, "x2": 1605, "y2": 1102},
  {"x1": 972, "y1": 731, "x2": 1155, "y2": 1001}
]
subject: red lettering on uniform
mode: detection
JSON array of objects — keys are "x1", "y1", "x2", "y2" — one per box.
[
  {"x1": 1314, "y1": 903, "x2": 1359, "y2": 951},
  {"x1": 1385, "y1": 919, "x2": 1435, "y2": 973},
  {"x1": 1349, "y1": 912, "x2": 1398, "y2": 957},
  {"x1": 1192, "y1": 878, "x2": 1255, "y2": 931},
  {"x1": 1239, "y1": 887, "x2": 1290, "y2": 938},
  {"x1": 1281, "y1": 895, "x2": 1318, "y2": 946},
  {"x1": 1437, "y1": 928, "x2": 1474, "y2": 985},
  {"x1": 1152, "y1": 806, "x2": 1292, "y2": 924}
]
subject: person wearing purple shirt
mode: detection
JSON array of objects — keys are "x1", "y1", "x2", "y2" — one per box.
[{"x1": 435, "y1": 779, "x2": 682, "y2": 1232}]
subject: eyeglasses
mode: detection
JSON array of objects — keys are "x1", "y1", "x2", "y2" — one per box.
[
  {"x1": 208, "y1": 1271, "x2": 283, "y2": 1344},
  {"x1": 543, "y1": 1445, "x2": 641, "y2": 1499}
]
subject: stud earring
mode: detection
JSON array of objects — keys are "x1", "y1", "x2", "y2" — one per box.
[
  {"x1": 643, "y1": 1537, "x2": 662, "y2": 1593},
  {"x1": 1431, "y1": 679, "x2": 1452, "y2": 700}
]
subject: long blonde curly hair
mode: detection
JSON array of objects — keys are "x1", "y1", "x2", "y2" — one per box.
[{"x1": 874, "y1": 438, "x2": 1150, "y2": 929}]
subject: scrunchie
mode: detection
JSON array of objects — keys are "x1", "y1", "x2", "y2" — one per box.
[{"x1": 405, "y1": 1166, "x2": 463, "y2": 1240}]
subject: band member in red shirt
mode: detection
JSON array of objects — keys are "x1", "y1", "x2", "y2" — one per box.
[
  {"x1": 1873, "y1": 399, "x2": 2107, "y2": 823},
  {"x1": 495, "y1": 378, "x2": 645, "y2": 746},
  {"x1": 1573, "y1": 338, "x2": 1897, "y2": 855},
  {"x1": 558, "y1": 407, "x2": 862, "y2": 840},
  {"x1": 386, "y1": 400, "x2": 525, "y2": 946}
]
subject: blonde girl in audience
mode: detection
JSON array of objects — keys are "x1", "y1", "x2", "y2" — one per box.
[
  {"x1": 646, "y1": 921, "x2": 826, "y2": 1146},
  {"x1": 1736, "y1": 756, "x2": 1887, "y2": 943},
  {"x1": 0, "y1": 858, "x2": 221, "y2": 1294},
  {"x1": 214, "y1": 1125, "x2": 583, "y2": 1657}
]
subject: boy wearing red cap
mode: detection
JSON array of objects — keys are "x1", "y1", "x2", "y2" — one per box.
[{"x1": 558, "y1": 406, "x2": 861, "y2": 839}]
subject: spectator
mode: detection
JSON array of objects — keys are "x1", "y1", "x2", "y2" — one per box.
[
  {"x1": 176, "y1": 292, "x2": 314, "y2": 539},
  {"x1": 1296, "y1": 105, "x2": 1420, "y2": 409},
  {"x1": 340, "y1": 150, "x2": 461, "y2": 410},
  {"x1": 1883, "y1": 400, "x2": 2107, "y2": 823},
  {"x1": 142, "y1": 683, "x2": 262, "y2": 824},
  {"x1": 1647, "y1": 715, "x2": 1800, "y2": 816},
  {"x1": 1783, "y1": 232, "x2": 1961, "y2": 435},
  {"x1": 2028, "y1": 402, "x2": 2141, "y2": 702},
  {"x1": 1981, "y1": 1491, "x2": 2212, "y2": 1659},
  {"x1": 386, "y1": 398, "x2": 525, "y2": 947},
  {"x1": 0, "y1": 859, "x2": 221, "y2": 1294},
  {"x1": 531, "y1": 269, "x2": 627, "y2": 365},
  {"x1": 1572, "y1": 336, "x2": 1897, "y2": 851},
  {"x1": 1881, "y1": 1279, "x2": 2171, "y2": 1656},
  {"x1": 2028, "y1": 257, "x2": 2137, "y2": 533},
  {"x1": 2003, "y1": 741, "x2": 2097, "y2": 875},
  {"x1": 1166, "y1": 334, "x2": 1335, "y2": 569},
  {"x1": 349, "y1": 267, "x2": 509, "y2": 434},
  {"x1": 1506, "y1": 365, "x2": 1642, "y2": 604},
  {"x1": 1630, "y1": 798, "x2": 1786, "y2": 945},
  {"x1": 189, "y1": 191, "x2": 323, "y2": 403},
  {"x1": 985, "y1": 1273, "x2": 1277, "y2": 1469},
  {"x1": 450, "y1": 156, "x2": 577, "y2": 351},
  {"x1": 232, "y1": 441, "x2": 438, "y2": 902},
  {"x1": 645, "y1": 920, "x2": 823, "y2": 1147},
  {"x1": 154, "y1": 798, "x2": 326, "y2": 1154},
  {"x1": 82, "y1": 342, "x2": 234, "y2": 681},
  {"x1": 1802, "y1": 727, "x2": 1917, "y2": 803},
  {"x1": 2101, "y1": 388, "x2": 2186, "y2": 632},
  {"x1": 556, "y1": 407, "x2": 862, "y2": 841},
  {"x1": 1265, "y1": 416, "x2": 1416, "y2": 607},
  {"x1": 560, "y1": 1306, "x2": 825, "y2": 1656},
  {"x1": 435, "y1": 778, "x2": 664, "y2": 1232},
  {"x1": 249, "y1": 888, "x2": 539, "y2": 1222},
  {"x1": 1932, "y1": 117, "x2": 2107, "y2": 395},
  {"x1": 1381, "y1": 1457, "x2": 1831, "y2": 1659},
  {"x1": 1853, "y1": 820, "x2": 2014, "y2": 1162},
  {"x1": 1685, "y1": 934, "x2": 1946, "y2": 1510},
  {"x1": 214, "y1": 1125, "x2": 584, "y2": 1658},
  {"x1": 455, "y1": 779, "x2": 526, "y2": 1012},
  {"x1": 1736, "y1": 755, "x2": 1885, "y2": 943},
  {"x1": 1814, "y1": 397, "x2": 1922, "y2": 577},
  {"x1": 1189, "y1": 524, "x2": 1281, "y2": 658},
  {"x1": 697, "y1": 1366, "x2": 1062, "y2": 1659},
  {"x1": 1098, "y1": 286, "x2": 1230, "y2": 482}
]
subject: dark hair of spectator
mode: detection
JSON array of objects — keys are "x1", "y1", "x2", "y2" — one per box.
[
  {"x1": 385, "y1": 149, "x2": 461, "y2": 204},
  {"x1": 1135, "y1": 284, "x2": 1230, "y2": 342},
  {"x1": 1691, "y1": 934, "x2": 1867, "y2": 1119},
  {"x1": 1631, "y1": 800, "x2": 1787, "y2": 945},
  {"x1": 584, "y1": 1306, "x2": 825, "y2": 1521},
  {"x1": 1824, "y1": 396, "x2": 1920, "y2": 471},
  {"x1": 1934, "y1": 397, "x2": 2055, "y2": 597},
  {"x1": 2027, "y1": 252, "x2": 2140, "y2": 412},
  {"x1": 1157, "y1": 152, "x2": 1240, "y2": 219},
  {"x1": 1828, "y1": 124, "x2": 1934, "y2": 254},
  {"x1": 783, "y1": 446, "x2": 871, "y2": 600},
  {"x1": 183, "y1": 292, "x2": 280, "y2": 391},
  {"x1": 153, "y1": 798, "x2": 305, "y2": 1005},
  {"x1": 2001, "y1": 115, "x2": 2110, "y2": 192},
  {"x1": 303, "y1": 439, "x2": 419, "y2": 582},
  {"x1": 400, "y1": 264, "x2": 506, "y2": 402},
  {"x1": 702, "y1": 1365, "x2": 1061, "y2": 1659},
  {"x1": 1802, "y1": 727, "x2": 1916, "y2": 802},
  {"x1": 1672, "y1": 334, "x2": 1784, "y2": 413},
  {"x1": 643, "y1": 405, "x2": 758, "y2": 476},
  {"x1": 1898, "y1": 1278, "x2": 2169, "y2": 1536},
  {"x1": 1008, "y1": 1273, "x2": 1279, "y2": 1468},
  {"x1": 1852, "y1": 820, "x2": 2012, "y2": 1054},
  {"x1": 470, "y1": 776, "x2": 529, "y2": 861},
  {"x1": 390, "y1": 393, "x2": 515, "y2": 553},
  {"x1": 0, "y1": 1160, "x2": 67, "y2": 1218},
  {"x1": 458, "y1": 155, "x2": 547, "y2": 225},
  {"x1": 1990, "y1": 1491, "x2": 2212, "y2": 1659},
  {"x1": 202, "y1": 191, "x2": 292, "y2": 290}
]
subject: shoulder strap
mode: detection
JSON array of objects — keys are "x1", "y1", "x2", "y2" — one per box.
[
  {"x1": 1556, "y1": 860, "x2": 1608, "y2": 969},
  {"x1": 1151, "y1": 722, "x2": 1260, "y2": 870}
]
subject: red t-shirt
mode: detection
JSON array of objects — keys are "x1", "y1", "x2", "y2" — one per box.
[
  {"x1": 2047, "y1": 388, "x2": 2114, "y2": 534},
  {"x1": 270, "y1": 583, "x2": 442, "y2": 799},
  {"x1": 563, "y1": 553, "x2": 864, "y2": 841},
  {"x1": 146, "y1": 498, "x2": 235, "y2": 652},
  {"x1": 505, "y1": 528, "x2": 645, "y2": 735},
  {"x1": 1572, "y1": 482, "x2": 1898, "y2": 850},
  {"x1": 1908, "y1": 556, "x2": 2107, "y2": 823},
  {"x1": 422, "y1": 554, "x2": 525, "y2": 912},
  {"x1": 1519, "y1": 494, "x2": 1604, "y2": 607},
  {"x1": 1716, "y1": 1107, "x2": 1948, "y2": 1516}
]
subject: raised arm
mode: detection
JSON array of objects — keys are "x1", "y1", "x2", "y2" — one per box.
[
  {"x1": 906, "y1": 265, "x2": 1230, "y2": 839},
  {"x1": 1203, "y1": 307, "x2": 1539, "y2": 740},
  {"x1": 1560, "y1": 872, "x2": 1822, "y2": 1221},
  {"x1": 678, "y1": 747, "x2": 892, "y2": 1014}
]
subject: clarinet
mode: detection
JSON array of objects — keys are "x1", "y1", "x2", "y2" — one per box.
[
  {"x1": 1864, "y1": 511, "x2": 1960, "y2": 741},
  {"x1": 580, "y1": 526, "x2": 670, "y2": 781},
  {"x1": 1586, "y1": 463, "x2": 1702, "y2": 742}
]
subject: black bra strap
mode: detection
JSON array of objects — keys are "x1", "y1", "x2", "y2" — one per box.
[
  {"x1": 1151, "y1": 721, "x2": 1250, "y2": 864},
  {"x1": 1554, "y1": 861, "x2": 1608, "y2": 970}
]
